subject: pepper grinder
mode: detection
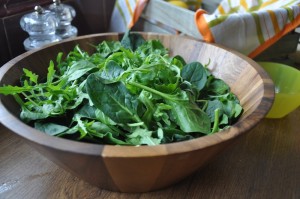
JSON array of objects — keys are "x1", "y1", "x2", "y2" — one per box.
[
  {"x1": 20, "y1": 6, "x2": 61, "y2": 51},
  {"x1": 48, "y1": 0, "x2": 77, "y2": 39}
]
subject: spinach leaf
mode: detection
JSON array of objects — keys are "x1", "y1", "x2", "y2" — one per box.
[
  {"x1": 206, "y1": 78, "x2": 230, "y2": 95},
  {"x1": 167, "y1": 100, "x2": 210, "y2": 134},
  {"x1": 86, "y1": 73, "x2": 142, "y2": 124},
  {"x1": 96, "y1": 41, "x2": 122, "y2": 58},
  {"x1": 99, "y1": 60, "x2": 124, "y2": 83},
  {"x1": 35, "y1": 122, "x2": 69, "y2": 136},
  {"x1": 171, "y1": 55, "x2": 186, "y2": 69},
  {"x1": 64, "y1": 60, "x2": 97, "y2": 81},
  {"x1": 206, "y1": 100, "x2": 223, "y2": 122},
  {"x1": 181, "y1": 62, "x2": 207, "y2": 92},
  {"x1": 121, "y1": 30, "x2": 146, "y2": 51}
]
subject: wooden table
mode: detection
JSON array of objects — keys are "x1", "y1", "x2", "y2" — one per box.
[{"x1": 0, "y1": 107, "x2": 299, "y2": 199}]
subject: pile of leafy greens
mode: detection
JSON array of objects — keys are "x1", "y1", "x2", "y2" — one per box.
[{"x1": 0, "y1": 32, "x2": 243, "y2": 146}]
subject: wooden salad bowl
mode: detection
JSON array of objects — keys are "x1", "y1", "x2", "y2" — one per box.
[{"x1": 0, "y1": 33, "x2": 274, "y2": 193}]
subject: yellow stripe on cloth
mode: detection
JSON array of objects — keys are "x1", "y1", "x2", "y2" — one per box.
[
  {"x1": 125, "y1": 0, "x2": 134, "y2": 16},
  {"x1": 268, "y1": 10, "x2": 280, "y2": 34},
  {"x1": 260, "y1": 0, "x2": 278, "y2": 9},
  {"x1": 240, "y1": 0, "x2": 249, "y2": 10},
  {"x1": 218, "y1": 5, "x2": 226, "y2": 14}
]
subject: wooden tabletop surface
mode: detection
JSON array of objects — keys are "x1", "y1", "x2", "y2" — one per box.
[{"x1": 0, "y1": 106, "x2": 299, "y2": 199}]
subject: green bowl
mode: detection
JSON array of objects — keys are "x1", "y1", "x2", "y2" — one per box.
[{"x1": 258, "y1": 62, "x2": 300, "y2": 118}]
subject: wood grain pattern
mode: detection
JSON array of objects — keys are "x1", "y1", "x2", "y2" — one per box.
[{"x1": 0, "y1": 32, "x2": 274, "y2": 192}]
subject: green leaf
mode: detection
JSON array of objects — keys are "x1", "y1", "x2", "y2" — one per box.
[
  {"x1": 47, "y1": 61, "x2": 56, "y2": 84},
  {"x1": 121, "y1": 30, "x2": 146, "y2": 51},
  {"x1": 167, "y1": 100, "x2": 211, "y2": 134},
  {"x1": 0, "y1": 85, "x2": 32, "y2": 95},
  {"x1": 181, "y1": 62, "x2": 207, "y2": 91},
  {"x1": 206, "y1": 100, "x2": 223, "y2": 122},
  {"x1": 23, "y1": 68, "x2": 38, "y2": 84},
  {"x1": 65, "y1": 60, "x2": 97, "y2": 81},
  {"x1": 99, "y1": 60, "x2": 124, "y2": 83},
  {"x1": 135, "y1": 40, "x2": 168, "y2": 58},
  {"x1": 56, "y1": 52, "x2": 63, "y2": 64},
  {"x1": 95, "y1": 109, "x2": 117, "y2": 126},
  {"x1": 126, "y1": 128, "x2": 161, "y2": 146},
  {"x1": 104, "y1": 132, "x2": 128, "y2": 145},
  {"x1": 153, "y1": 103, "x2": 172, "y2": 126},
  {"x1": 138, "y1": 90, "x2": 155, "y2": 127},
  {"x1": 234, "y1": 103, "x2": 243, "y2": 118},
  {"x1": 76, "y1": 103, "x2": 97, "y2": 119},
  {"x1": 35, "y1": 122, "x2": 68, "y2": 136},
  {"x1": 96, "y1": 41, "x2": 122, "y2": 58},
  {"x1": 86, "y1": 73, "x2": 141, "y2": 124},
  {"x1": 74, "y1": 115, "x2": 89, "y2": 139},
  {"x1": 207, "y1": 78, "x2": 230, "y2": 95},
  {"x1": 171, "y1": 55, "x2": 186, "y2": 68},
  {"x1": 20, "y1": 107, "x2": 49, "y2": 123}
]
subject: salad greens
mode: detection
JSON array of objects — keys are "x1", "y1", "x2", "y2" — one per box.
[{"x1": 0, "y1": 31, "x2": 243, "y2": 146}]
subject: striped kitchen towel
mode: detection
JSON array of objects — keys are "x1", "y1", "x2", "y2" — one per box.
[
  {"x1": 195, "y1": 0, "x2": 300, "y2": 58},
  {"x1": 110, "y1": 0, "x2": 300, "y2": 58},
  {"x1": 109, "y1": 0, "x2": 148, "y2": 32}
]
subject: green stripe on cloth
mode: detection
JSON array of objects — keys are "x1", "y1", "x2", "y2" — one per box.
[
  {"x1": 248, "y1": 0, "x2": 264, "y2": 12},
  {"x1": 286, "y1": 7, "x2": 295, "y2": 22},
  {"x1": 284, "y1": 0, "x2": 298, "y2": 8},
  {"x1": 228, "y1": 0, "x2": 232, "y2": 7},
  {"x1": 228, "y1": 6, "x2": 240, "y2": 14},
  {"x1": 116, "y1": 1, "x2": 128, "y2": 27},
  {"x1": 208, "y1": 15, "x2": 229, "y2": 27},
  {"x1": 251, "y1": 12, "x2": 265, "y2": 44}
]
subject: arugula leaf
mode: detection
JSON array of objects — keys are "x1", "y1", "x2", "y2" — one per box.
[
  {"x1": 23, "y1": 68, "x2": 38, "y2": 84},
  {"x1": 0, "y1": 85, "x2": 32, "y2": 95},
  {"x1": 126, "y1": 127, "x2": 162, "y2": 146},
  {"x1": 47, "y1": 61, "x2": 56, "y2": 84},
  {"x1": 135, "y1": 40, "x2": 168, "y2": 58}
]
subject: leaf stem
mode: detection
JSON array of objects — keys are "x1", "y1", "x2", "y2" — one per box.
[
  {"x1": 211, "y1": 108, "x2": 220, "y2": 134},
  {"x1": 127, "y1": 81, "x2": 172, "y2": 100},
  {"x1": 21, "y1": 92, "x2": 39, "y2": 107}
]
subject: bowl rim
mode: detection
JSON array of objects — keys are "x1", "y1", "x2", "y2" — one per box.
[{"x1": 0, "y1": 32, "x2": 274, "y2": 158}]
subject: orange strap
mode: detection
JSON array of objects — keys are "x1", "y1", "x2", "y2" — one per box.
[
  {"x1": 249, "y1": 13, "x2": 300, "y2": 58},
  {"x1": 128, "y1": 0, "x2": 149, "y2": 29},
  {"x1": 194, "y1": 9, "x2": 215, "y2": 43}
]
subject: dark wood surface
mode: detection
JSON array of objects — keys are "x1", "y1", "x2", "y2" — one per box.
[{"x1": 1, "y1": 106, "x2": 299, "y2": 199}]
